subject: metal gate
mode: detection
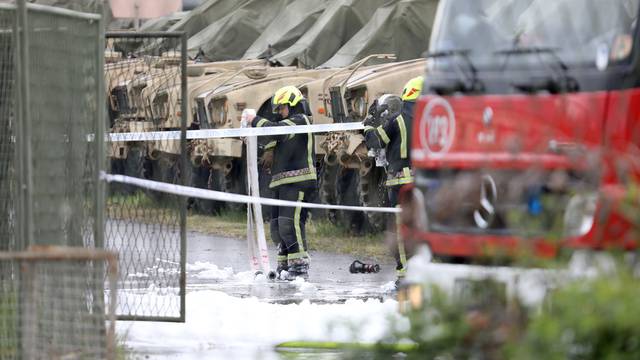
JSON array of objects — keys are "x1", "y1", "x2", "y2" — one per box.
[
  {"x1": 0, "y1": 1, "x2": 118, "y2": 357},
  {"x1": 104, "y1": 32, "x2": 188, "y2": 322}
]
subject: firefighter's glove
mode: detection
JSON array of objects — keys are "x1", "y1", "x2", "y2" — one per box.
[
  {"x1": 367, "y1": 99, "x2": 378, "y2": 117},
  {"x1": 260, "y1": 149, "x2": 274, "y2": 171},
  {"x1": 363, "y1": 114, "x2": 377, "y2": 128}
]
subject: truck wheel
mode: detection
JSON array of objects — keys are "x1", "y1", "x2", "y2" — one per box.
[
  {"x1": 336, "y1": 168, "x2": 366, "y2": 234},
  {"x1": 318, "y1": 163, "x2": 339, "y2": 225},
  {"x1": 148, "y1": 154, "x2": 178, "y2": 204},
  {"x1": 222, "y1": 158, "x2": 247, "y2": 213},
  {"x1": 360, "y1": 166, "x2": 388, "y2": 233},
  {"x1": 122, "y1": 145, "x2": 148, "y2": 195},
  {"x1": 190, "y1": 165, "x2": 224, "y2": 214},
  {"x1": 108, "y1": 157, "x2": 126, "y2": 195}
]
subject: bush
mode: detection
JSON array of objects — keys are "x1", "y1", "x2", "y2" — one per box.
[{"x1": 510, "y1": 266, "x2": 640, "y2": 360}]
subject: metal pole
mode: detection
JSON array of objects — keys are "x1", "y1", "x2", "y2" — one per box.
[
  {"x1": 16, "y1": 0, "x2": 34, "y2": 359},
  {"x1": 16, "y1": 0, "x2": 32, "y2": 250},
  {"x1": 179, "y1": 32, "x2": 187, "y2": 323},
  {"x1": 95, "y1": 1, "x2": 106, "y2": 250}
]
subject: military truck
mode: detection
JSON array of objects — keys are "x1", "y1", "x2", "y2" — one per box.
[
  {"x1": 296, "y1": 55, "x2": 391, "y2": 232},
  {"x1": 320, "y1": 58, "x2": 427, "y2": 232},
  {"x1": 139, "y1": 60, "x2": 268, "y2": 208},
  {"x1": 104, "y1": 57, "x2": 159, "y2": 193},
  {"x1": 105, "y1": 56, "x2": 258, "y2": 195},
  {"x1": 193, "y1": 67, "x2": 335, "y2": 212}
]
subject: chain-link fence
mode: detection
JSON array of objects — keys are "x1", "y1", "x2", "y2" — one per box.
[
  {"x1": 0, "y1": 5, "x2": 15, "y2": 252},
  {"x1": 0, "y1": 0, "x2": 118, "y2": 357},
  {"x1": 104, "y1": 32, "x2": 187, "y2": 321},
  {"x1": 24, "y1": 4, "x2": 103, "y2": 250},
  {"x1": 0, "y1": 246, "x2": 117, "y2": 360}
]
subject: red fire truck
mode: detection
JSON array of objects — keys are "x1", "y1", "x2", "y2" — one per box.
[{"x1": 401, "y1": 0, "x2": 640, "y2": 260}]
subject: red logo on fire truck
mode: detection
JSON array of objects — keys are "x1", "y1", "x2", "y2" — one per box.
[{"x1": 419, "y1": 97, "x2": 456, "y2": 156}]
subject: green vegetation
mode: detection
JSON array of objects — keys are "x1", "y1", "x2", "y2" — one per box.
[
  {"x1": 388, "y1": 257, "x2": 640, "y2": 359},
  {"x1": 108, "y1": 192, "x2": 391, "y2": 259},
  {"x1": 0, "y1": 287, "x2": 18, "y2": 358},
  {"x1": 509, "y1": 263, "x2": 640, "y2": 360},
  {"x1": 189, "y1": 209, "x2": 390, "y2": 259}
]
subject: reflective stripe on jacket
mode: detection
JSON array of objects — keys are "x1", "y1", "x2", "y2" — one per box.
[
  {"x1": 364, "y1": 101, "x2": 414, "y2": 187},
  {"x1": 252, "y1": 113, "x2": 317, "y2": 189}
]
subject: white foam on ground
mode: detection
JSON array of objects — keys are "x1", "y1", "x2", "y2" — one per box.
[
  {"x1": 117, "y1": 290, "x2": 403, "y2": 357},
  {"x1": 118, "y1": 262, "x2": 404, "y2": 357}
]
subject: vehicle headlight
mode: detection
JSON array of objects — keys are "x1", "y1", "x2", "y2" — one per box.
[
  {"x1": 208, "y1": 98, "x2": 228, "y2": 126},
  {"x1": 563, "y1": 193, "x2": 598, "y2": 237},
  {"x1": 351, "y1": 96, "x2": 367, "y2": 120},
  {"x1": 151, "y1": 91, "x2": 169, "y2": 123},
  {"x1": 110, "y1": 85, "x2": 130, "y2": 113}
]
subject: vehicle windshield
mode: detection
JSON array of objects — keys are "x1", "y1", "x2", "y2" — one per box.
[{"x1": 431, "y1": 0, "x2": 639, "y2": 69}]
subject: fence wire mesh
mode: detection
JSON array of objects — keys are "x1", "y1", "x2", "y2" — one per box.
[
  {"x1": 0, "y1": 7, "x2": 15, "y2": 252},
  {"x1": 0, "y1": 247, "x2": 117, "y2": 360},
  {"x1": 104, "y1": 33, "x2": 186, "y2": 321},
  {"x1": 0, "y1": 2, "x2": 115, "y2": 358},
  {"x1": 24, "y1": 5, "x2": 101, "y2": 249}
]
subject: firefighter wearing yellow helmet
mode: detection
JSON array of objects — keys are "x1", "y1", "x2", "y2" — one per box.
[
  {"x1": 250, "y1": 85, "x2": 315, "y2": 280},
  {"x1": 362, "y1": 76, "x2": 423, "y2": 287}
]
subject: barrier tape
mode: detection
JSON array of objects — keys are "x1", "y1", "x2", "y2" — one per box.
[
  {"x1": 106, "y1": 122, "x2": 364, "y2": 142},
  {"x1": 102, "y1": 172, "x2": 401, "y2": 214}
]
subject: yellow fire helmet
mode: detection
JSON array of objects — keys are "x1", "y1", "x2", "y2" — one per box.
[
  {"x1": 272, "y1": 85, "x2": 304, "y2": 110},
  {"x1": 401, "y1": 76, "x2": 424, "y2": 101}
]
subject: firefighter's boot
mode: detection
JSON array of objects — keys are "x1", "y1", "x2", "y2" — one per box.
[
  {"x1": 284, "y1": 257, "x2": 309, "y2": 281},
  {"x1": 275, "y1": 243, "x2": 288, "y2": 278}
]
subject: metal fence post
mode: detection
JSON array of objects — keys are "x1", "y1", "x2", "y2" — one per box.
[
  {"x1": 179, "y1": 31, "x2": 187, "y2": 323},
  {"x1": 15, "y1": 0, "x2": 32, "y2": 251},
  {"x1": 95, "y1": 1, "x2": 106, "y2": 250}
]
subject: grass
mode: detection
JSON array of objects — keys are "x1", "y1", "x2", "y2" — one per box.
[
  {"x1": 0, "y1": 289, "x2": 18, "y2": 358},
  {"x1": 306, "y1": 218, "x2": 390, "y2": 259},
  {"x1": 189, "y1": 209, "x2": 391, "y2": 260},
  {"x1": 107, "y1": 192, "x2": 393, "y2": 260}
]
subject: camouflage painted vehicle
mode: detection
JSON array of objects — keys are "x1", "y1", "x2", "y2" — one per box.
[
  {"x1": 296, "y1": 55, "x2": 394, "y2": 232},
  {"x1": 143, "y1": 59, "x2": 267, "y2": 211},
  {"x1": 321, "y1": 58, "x2": 427, "y2": 232},
  {"x1": 105, "y1": 57, "x2": 249, "y2": 195},
  {"x1": 193, "y1": 67, "x2": 335, "y2": 211},
  {"x1": 104, "y1": 57, "x2": 159, "y2": 193}
]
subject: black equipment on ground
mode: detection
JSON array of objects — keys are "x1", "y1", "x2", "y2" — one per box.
[{"x1": 349, "y1": 260, "x2": 381, "y2": 274}]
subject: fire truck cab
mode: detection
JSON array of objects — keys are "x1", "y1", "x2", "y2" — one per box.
[{"x1": 402, "y1": 0, "x2": 640, "y2": 260}]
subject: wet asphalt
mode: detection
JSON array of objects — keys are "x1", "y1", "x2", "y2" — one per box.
[{"x1": 186, "y1": 229, "x2": 398, "y2": 303}]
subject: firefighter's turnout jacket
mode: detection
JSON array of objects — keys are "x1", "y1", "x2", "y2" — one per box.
[
  {"x1": 364, "y1": 101, "x2": 415, "y2": 187},
  {"x1": 251, "y1": 113, "x2": 317, "y2": 189}
]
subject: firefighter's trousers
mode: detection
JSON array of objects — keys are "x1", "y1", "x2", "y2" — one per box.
[
  {"x1": 388, "y1": 185, "x2": 408, "y2": 277},
  {"x1": 269, "y1": 184, "x2": 313, "y2": 264}
]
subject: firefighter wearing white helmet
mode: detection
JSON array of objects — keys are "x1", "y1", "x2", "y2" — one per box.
[
  {"x1": 362, "y1": 76, "x2": 424, "y2": 286},
  {"x1": 249, "y1": 85, "x2": 316, "y2": 280}
]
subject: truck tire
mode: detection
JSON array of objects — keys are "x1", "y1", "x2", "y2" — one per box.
[
  {"x1": 148, "y1": 154, "x2": 178, "y2": 204},
  {"x1": 359, "y1": 166, "x2": 388, "y2": 233},
  {"x1": 190, "y1": 165, "x2": 224, "y2": 214},
  {"x1": 222, "y1": 157, "x2": 248, "y2": 213},
  {"x1": 318, "y1": 162, "x2": 339, "y2": 226},
  {"x1": 336, "y1": 168, "x2": 367, "y2": 234}
]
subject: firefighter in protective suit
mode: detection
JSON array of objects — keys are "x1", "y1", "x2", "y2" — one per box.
[
  {"x1": 363, "y1": 76, "x2": 423, "y2": 284},
  {"x1": 249, "y1": 86, "x2": 316, "y2": 280}
]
